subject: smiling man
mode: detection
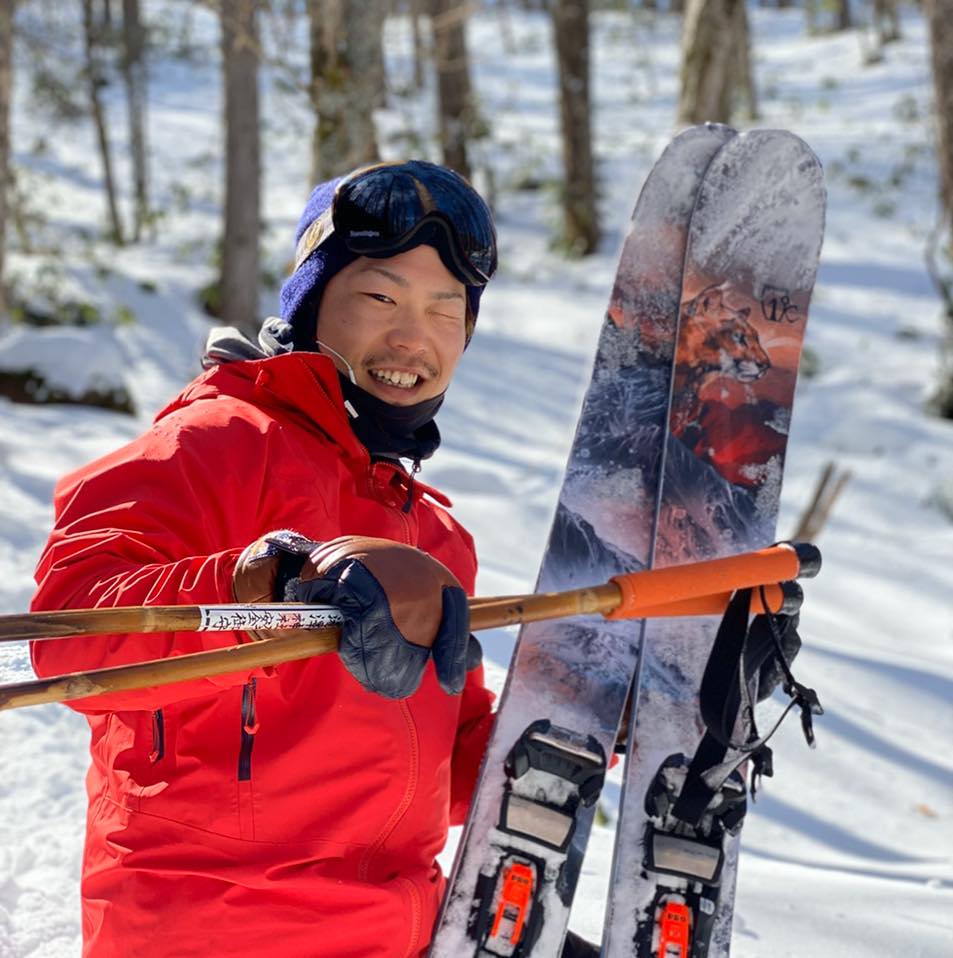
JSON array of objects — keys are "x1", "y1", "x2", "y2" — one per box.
[
  {"x1": 29, "y1": 162, "x2": 502, "y2": 957},
  {"x1": 30, "y1": 161, "x2": 603, "y2": 958}
]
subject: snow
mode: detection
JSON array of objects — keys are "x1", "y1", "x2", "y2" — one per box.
[
  {"x1": 0, "y1": 326, "x2": 128, "y2": 399},
  {"x1": 2, "y1": 4, "x2": 952, "y2": 956}
]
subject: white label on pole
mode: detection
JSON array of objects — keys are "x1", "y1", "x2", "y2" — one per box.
[{"x1": 197, "y1": 605, "x2": 344, "y2": 632}]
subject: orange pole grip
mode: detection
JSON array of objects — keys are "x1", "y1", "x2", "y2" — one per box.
[
  {"x1": 634, "y1": 581, "x2": 793, "y2": 619},
  {"x1": 606, "y1": 543, "x2": 810, "y2": 621}
]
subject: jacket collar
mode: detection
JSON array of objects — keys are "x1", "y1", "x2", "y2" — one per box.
[{"x1": 157, "y1": 353, "x2": 452, "y2": 507}]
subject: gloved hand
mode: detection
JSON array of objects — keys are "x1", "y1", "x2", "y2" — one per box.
[{"x1": 233, "y1": 530, "x2": 470, "y2": 699}]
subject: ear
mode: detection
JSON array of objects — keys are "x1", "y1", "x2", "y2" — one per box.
[{"x1": 701, "y1": 285, "x2": 724, "y2": 312}]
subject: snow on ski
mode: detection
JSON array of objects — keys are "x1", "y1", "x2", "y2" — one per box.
[
  {"x1": 429, "y1": 123, "x2": 736, "y2": 958},
  {"x1": 602, "y1": 129, "x2": 827, "y2": 958}
]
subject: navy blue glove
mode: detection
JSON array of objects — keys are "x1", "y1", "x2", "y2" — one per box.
[{"x1": 234, "y1": 532, "x2": 470, "y2": 700}]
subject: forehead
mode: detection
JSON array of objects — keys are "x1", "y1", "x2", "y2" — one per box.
[{"x1": 346, "y1": 246, "x2": 465, "y2": 295}]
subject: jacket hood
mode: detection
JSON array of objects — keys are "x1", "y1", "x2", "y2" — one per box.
[{"x1": 158, "y1": 352, "x2": 365, "y2": 463}]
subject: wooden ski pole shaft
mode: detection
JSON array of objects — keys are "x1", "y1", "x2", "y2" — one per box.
[
  {"x1": 0, "y1": 584, "x2": 800, "y2": 713},
  {"x1": 2, "y1": 542, "x2": 818, "y2": 644},
  {"x1": 0, "y1": 543, "x2": 817, "y2": 712}
]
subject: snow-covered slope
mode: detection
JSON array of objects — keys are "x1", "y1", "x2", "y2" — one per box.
[{"x1": 1, "y1": 6, "x2": 951, "y2": 956}]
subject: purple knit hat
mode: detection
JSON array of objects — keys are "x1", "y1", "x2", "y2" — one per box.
[{"x1": 279, "y1": 174, "x2": 487, "y2": 349}]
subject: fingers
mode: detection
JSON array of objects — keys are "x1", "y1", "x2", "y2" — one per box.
[
  {"x1": 432, "y1": 586, "x2": 470, "y2": 695},
  {"x1": 233, "y1": 530, "x2": 319, "y2": 605}
]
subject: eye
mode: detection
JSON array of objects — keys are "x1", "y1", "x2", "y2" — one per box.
[
  {"x1": 363, "y1": 292, "x2": 395, "y2": 305},
  {"x1": 429, "y1": 301, "x2": 465, "y2": 322}
]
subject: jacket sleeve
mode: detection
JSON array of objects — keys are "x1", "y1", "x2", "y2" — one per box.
[
  {"x1": 30, "y1": 418, "x2": 266, "y2": 714},
  {"x1": 448, "y1": 661, "x2": 495, "y2": 825}
]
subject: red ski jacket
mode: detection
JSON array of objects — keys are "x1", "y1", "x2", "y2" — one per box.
[{"x1": 31, "y1": 352, "x2": 495, "y2": 958}]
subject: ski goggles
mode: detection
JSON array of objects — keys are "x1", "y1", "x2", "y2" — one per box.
[{"x1": 295, "y1": 161, "x2": 497, "y2": 287}]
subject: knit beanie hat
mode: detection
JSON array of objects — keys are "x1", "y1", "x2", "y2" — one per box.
[{"x1": 279, "y1": 173, "x2": 487, "y2": 350}]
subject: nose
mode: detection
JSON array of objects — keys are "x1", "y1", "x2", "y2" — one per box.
[{"x1": 384, "y1": 305, "x2": 428, "y2": 355}]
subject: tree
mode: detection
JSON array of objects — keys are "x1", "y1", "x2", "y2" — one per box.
[
  {"x1": 735, "y1": 0, "x2": 757, "y2": 120},
  {"x1": 677, "y1": 0, "x2": 755, "y2": 125},
  {"x1": 552, "y1": 0, "x2": 599, "y2": 255},
  {"x1": 121, "y1": 0, "x2": 149, "y2": 241},
  {"x1": 0, "y1": 0, "x2": 13, "y2": 321},
  {"x1": 82, "y1": 0, "x2": 124, "y2": 245},
  {"x1": 220, "y1": 0, "x2": 261, "y2": 337},
  {"x1": 872, "y1": 0, "x2": 901, "y2": 46},
  {"x1": 410, "y1": 0, "x2": 425, "y2": 91},
  {"x1": 430, "y1": 0, "x2": 473, "y2": 179},
  {"x1": 835, "y1": 0, "x2": 851, "y2": 31},
  {"x1": 926, "y1": 0, "x2": 953, "y2": 418},
  {"x1": 927, "y1": 0, "x2": 952, "y2": 228},
  {"x1": 307, "y1": 0, "x2": 382, "y2": 184}
]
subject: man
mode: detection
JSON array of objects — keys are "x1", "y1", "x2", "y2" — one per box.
[{"x1": 31, "y1": 161, "x2": 599, "y2": 958}]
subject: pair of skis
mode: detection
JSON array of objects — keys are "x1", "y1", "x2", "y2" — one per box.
[{"x1": 430, "y1": 125, "x2": 826, "y2": 958}]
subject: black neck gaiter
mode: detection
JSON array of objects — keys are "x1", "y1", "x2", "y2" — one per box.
[{"x1": 337, "y1": 373, "x2": 443, "y2": 462}]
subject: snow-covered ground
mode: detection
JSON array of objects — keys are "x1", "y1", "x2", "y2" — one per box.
[{"x1": 1, "y1": 4, "x2": 952, "y2": 956}]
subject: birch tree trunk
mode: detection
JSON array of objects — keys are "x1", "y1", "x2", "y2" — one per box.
[
  {"x1": 121, "y1": 0, "x2": 149, "y2": 241},
  {"x1": 552, "y1": 0, "x2": 599, "y2": 255},
  {"x1": 677, "y1": 0, "x2": 752, "y2": 125},
  {"x1": 82, "y1": 0, "x2": 124, "y2": 245},
  {"x1": 431, "y1": 0, "x2": 472, "y2": 179},
  {"x1": 308, "y1": 0, "x2": 382, "y2": 185},
  {"x1": 0, "y1": 0, "x2": 12, "y2": 321},
  {"x1": 220, "y1": 0, "x2": 260, "y2": 336},
  {"x1": 927, "y1": 0, "x2": 953, "y2": 229}
]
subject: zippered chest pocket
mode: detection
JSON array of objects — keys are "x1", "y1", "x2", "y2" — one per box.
[
  {"x1": 150, "y1": 709, "x2": 165, "y2": 763},
  {"x1": 239, "y1": 679, "x2": 259, "y2": 781}
]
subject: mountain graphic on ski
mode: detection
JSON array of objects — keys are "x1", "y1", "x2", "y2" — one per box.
[
  {"x1": 602, "y1": 129, "x2": 826, "y2": 958},
  {"x1": 429, "y1": 124, "x2": 737, "y2": 957}
]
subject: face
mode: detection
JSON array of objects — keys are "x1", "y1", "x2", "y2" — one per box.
[{"x1": 314, "y1": 245, "x2": 468, "y2": 406}]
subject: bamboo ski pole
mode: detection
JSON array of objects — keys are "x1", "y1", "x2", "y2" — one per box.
[
  {"x1": 0, "y1": 584, "x2": 800, "y2": 713},
  {"x1": 0, "y1": 542, "x2": 818, "y2": 712}
]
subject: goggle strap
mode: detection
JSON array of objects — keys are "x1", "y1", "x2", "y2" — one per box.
[
  {"x1": 413, "y1": 178, "x2": 436, "y2": 215},
  {"x1": 294, "y1": 207, "x2": 335, "y2": 271}
]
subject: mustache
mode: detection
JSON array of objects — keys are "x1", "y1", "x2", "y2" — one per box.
[{"x1": 363, "y1": 355, "x2": 439, "y2": 380}]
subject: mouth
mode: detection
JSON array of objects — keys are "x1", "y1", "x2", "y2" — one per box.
[
  {"x1": 369, "y1": 367, "x2": 423, "y2": 389},
  {"x1": 735, "y1": 363, "x2": 767, "y2": 383},
  {"x1": 365, "y1": 366, "x2": 434, "y2": 399}
]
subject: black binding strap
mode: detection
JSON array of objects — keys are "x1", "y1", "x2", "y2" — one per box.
[{"x1": 670, "y1": 587, "x2": 823, "y2": 828}]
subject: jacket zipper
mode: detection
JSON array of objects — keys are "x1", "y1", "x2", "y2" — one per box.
[
  {"x1": 370, "y1": 463, "x2": 415, "y2": 545},
  {"x1": 238, "y1": 680, "x2": 258, "y2": 781},
  {"x1": 149, "y1": 709, "x2": 165, "y2": 763}
]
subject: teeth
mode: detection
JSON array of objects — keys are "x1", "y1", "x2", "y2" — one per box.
[{"x1": 371, "y1": 369, "x2": 420, "y2": 389}]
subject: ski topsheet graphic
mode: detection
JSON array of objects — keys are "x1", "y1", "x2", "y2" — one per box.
[
  {"x1": 430, "y1": 124, "x2": 736, "y2": 958},
  {"x1": 602, "y1": 130, "x2": 826, "y2": 958}
]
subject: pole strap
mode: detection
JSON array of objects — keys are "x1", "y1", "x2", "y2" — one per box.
[{"x1": 670, "y1": 586, "x2": 823, "y2": 828}]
